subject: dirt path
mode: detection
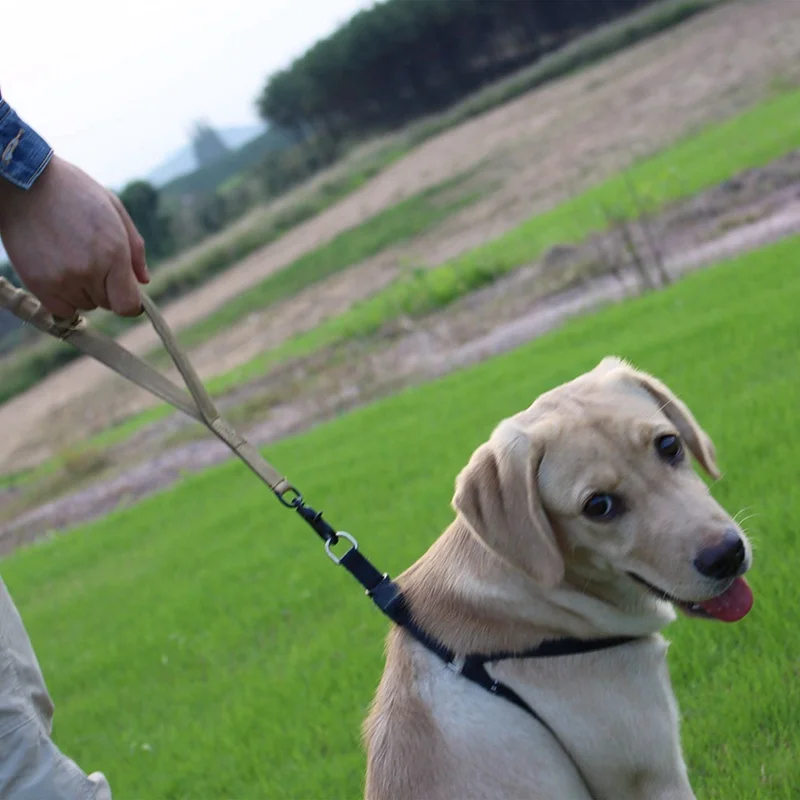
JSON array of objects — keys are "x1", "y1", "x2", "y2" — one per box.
[
  {"x1": 3, "y1": 177, "x2": 799, "y2": 551},
  {"x1": 2, "y1": 0, "x2": 800, "y2": 471}
]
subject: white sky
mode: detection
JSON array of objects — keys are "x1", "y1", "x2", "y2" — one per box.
[{"x1": 1, "y1": 0, "x2": 374, "y2": 190}]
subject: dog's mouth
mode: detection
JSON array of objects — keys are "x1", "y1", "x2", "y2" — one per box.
[{"x1": 627, "y1": 572, "x2": 754, "y2": 622}]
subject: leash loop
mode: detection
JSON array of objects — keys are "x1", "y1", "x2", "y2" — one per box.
[{"x1": 276, "y1": 486, "x2": 304, "y2": 508}]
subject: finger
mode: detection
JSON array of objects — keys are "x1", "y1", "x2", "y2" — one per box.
[
  {"x1": 104, "y1": 260, "x2": 144, "y2": 317},
  {"x1": 24, "y1": 275, "x2": 92, "y2": 318},
  {"x1": 74, "y1": 287, "x2": 98, "y2": 312},
  {"x1": 109, "y1": 193, "x2": 150, "y2": 284},
  {"x1": 35, "y1": 290, "x2": 79, "y2": 320}
]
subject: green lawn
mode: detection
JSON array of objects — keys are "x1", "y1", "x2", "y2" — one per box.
[{"x1": 3, "y1": 233, "x2": 798, "y2": 798}]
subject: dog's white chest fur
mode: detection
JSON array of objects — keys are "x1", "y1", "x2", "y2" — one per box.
[{"x1": 416, "y1": 635, "x2": 694, "y2": 800}]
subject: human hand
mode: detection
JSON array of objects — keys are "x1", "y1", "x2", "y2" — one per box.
[{"x1": 0, "y1": 155, "x2": 150, "y2": 318}]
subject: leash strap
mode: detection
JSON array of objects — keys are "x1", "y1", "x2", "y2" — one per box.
[
  {"x1": 0, "y1": 277, "x2": 381, "y2": 572},
  {"x1": 0, "y1": 278, "x2": 295, "y2": 498}
]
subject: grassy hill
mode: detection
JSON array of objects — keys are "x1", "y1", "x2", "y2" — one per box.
[{"x1": 0, "y1": 0, "x2": 735, "y2": 405}]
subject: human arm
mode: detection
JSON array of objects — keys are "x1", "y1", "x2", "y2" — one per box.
[{"x1": 0, "y1": 92, "x2": 149, "y2": 318}]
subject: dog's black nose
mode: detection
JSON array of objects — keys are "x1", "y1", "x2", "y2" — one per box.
[{"x1": 694, "y1": 529, "x2": 746, "y2": 580}]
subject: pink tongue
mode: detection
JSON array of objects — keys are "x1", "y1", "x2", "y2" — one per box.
[{"x1": 699, "y1": 577, "x2": 753, "y2": 622}]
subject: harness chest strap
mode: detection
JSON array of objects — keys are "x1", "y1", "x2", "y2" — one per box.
[{"x1": 363, "y1": 572, "x2": 640, "y2": 795}]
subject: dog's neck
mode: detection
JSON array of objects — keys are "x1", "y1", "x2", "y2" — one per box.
[{"x1": 397, "y1": 520, "x2": 674, "y2": 655}]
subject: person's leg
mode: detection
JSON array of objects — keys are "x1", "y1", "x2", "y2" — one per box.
[{"x1": 0, "y1": 576, "x2": 112, "y2": 799}]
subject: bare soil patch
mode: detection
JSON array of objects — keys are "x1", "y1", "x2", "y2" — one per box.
[{"x1": 2, "y1": 0, "x2": 800, "y2": 473}]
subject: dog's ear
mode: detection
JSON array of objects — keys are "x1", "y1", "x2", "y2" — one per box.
[
  {"x1": 452, "y1": 422, "x2": 564, "y2": 588},
  {"x1": 591, "y1": 355, "x2": 628, "y2": 376},
  {"x1": 606, "y1": 358, "x2": 721, "y2": 480}
]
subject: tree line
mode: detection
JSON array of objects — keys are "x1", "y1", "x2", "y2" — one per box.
[
  {"x1": 117, "y1": 0, "x2": 677, "y2": 277},
  {"x1": 257, "y1": 0, "x2": 661, "y2": 141},
  {"x1": 5, "y1": 0, "x2": 694, "y2": 306}
]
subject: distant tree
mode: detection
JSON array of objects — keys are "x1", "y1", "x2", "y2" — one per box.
[
  {"x1": 191, "y1": 121, "x2": 229, "y2": 166},
  {"x1": 193, "y1": 192, "x2": 228, "y2": 236},
  {"x1": 0, "y1": 261, "x2": 28, "y2": 352},
  {"x1": 118, "y1": 180, "x2": 174, "y2": 261}
]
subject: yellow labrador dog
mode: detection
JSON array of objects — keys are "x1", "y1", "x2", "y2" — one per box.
[{"x1": 363, "y1": 356, "x2": 753, "y2": 800}]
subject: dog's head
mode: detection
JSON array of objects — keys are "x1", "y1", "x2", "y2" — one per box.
[{"x1": 452, "y1": 356, "x2": 753, "y2": 623}]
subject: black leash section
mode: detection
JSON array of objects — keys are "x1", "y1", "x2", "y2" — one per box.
[{"x1": 285, "y1": 490, "x2": 639, "y2": 799}]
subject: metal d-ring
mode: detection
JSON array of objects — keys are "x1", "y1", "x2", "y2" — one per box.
[{"x1": 325, "y1": 531, "x2": 358, "y2": 564}]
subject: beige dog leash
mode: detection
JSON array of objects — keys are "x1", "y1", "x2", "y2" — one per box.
[
  {"x1": 0, "y1": 275, "x2": 375, "y2": 566},
  {"x1": 0, "y1": 275, "x2": 399, "y2": 571},
  {"x1": 0, "y1": 277, "x2": 300, "y2": 502}
]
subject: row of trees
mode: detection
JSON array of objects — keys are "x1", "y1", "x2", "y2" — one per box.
[
  {"x1": 5, "y1": 0, "x2": 674, "y2": 305},
  {"x1": 121, "y1": 0, "x2": 670, "y2": 271},
  {"x1": 118, "y1": 178, "x2": 253, "y2": 263},
  {"x1": 258, "y1": 0, "x2": 659, "y2": 141}
]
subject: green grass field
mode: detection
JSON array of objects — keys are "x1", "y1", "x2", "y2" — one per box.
[{"x1": 3, "y1": 232, "x2": 798, "y2": 798}]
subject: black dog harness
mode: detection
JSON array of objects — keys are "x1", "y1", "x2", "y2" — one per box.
[{"x1": 293, "y1": 500, "x2": 642, "y2": 797}]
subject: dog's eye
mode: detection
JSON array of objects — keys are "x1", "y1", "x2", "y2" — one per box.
[
  {"x1": 655, "y1": 434, "x2": 684, "y2": 465},
  {"x1": 582, "y1": 493, "x2": 624, "y2": 521}
]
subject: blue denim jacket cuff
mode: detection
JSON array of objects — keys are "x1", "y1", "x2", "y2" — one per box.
[{"x1": 0, "y1": 100, "x2": 54, "y2": 190}]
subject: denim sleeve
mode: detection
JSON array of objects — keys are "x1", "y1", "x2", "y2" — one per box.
[{"x1": 0, "y1": 99, "x2": 54, "y2": 190}]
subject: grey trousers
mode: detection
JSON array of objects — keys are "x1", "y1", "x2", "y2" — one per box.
[{"x1": 0, "y1": 576, "x2": 111, "y2": 799}]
